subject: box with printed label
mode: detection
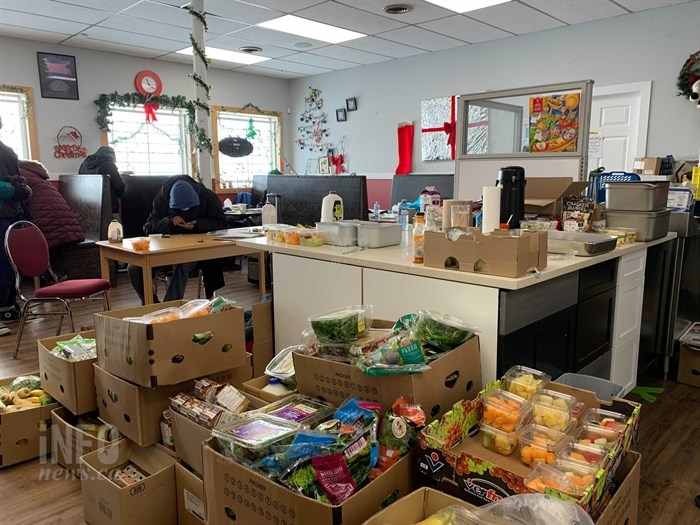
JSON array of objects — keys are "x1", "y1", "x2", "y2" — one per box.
[
  {"x1": 94, "y1": 301, "x2": 246, "y2": 388},
  {"x1": 524, "y1": 177, "x2": 590, "y2": 216},
  {"x1": 80, "y1": 440, "x2": 177, "y2": 525},
  {"x1": 632, "y1": 157, "x2": 662, "y2": 175},
  {"x1": 176, "y1": 461, "x2": 207, "y2": 525},
  {"x1": 38, "y1": 330, "x2": 97, "y2": 415}
]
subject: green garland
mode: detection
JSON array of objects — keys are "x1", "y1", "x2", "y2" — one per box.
[
  {"x1": 93, "y1": 92, "x2": 189, "y2": 131},
  {"x1": 190, "y1": 34, "x2": 211, "y2": 70},
  {"x1": 189, "y1": 73, "x2": 211, "y2": 100},
  {"x1": 183, "y1": 5, "x2": 208, "y2": 32},
  {"x1": 676, "y1": 51, "x2": 700, "y2": 98}
]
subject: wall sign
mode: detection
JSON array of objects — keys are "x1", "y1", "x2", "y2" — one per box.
[{"x1": 37, "y1": 52, "x2": 79, "y2": 100}]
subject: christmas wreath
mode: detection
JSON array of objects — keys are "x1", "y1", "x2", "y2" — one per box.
[{"x1": 676, "y1": 50, "x2": 700, "y2": 101}]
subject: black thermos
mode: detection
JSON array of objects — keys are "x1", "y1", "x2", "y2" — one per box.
[{"x1": 496, "y1": 166, "x2": 526, "y2": 227}]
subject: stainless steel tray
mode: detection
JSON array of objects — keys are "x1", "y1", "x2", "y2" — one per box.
[{"x1": 547, "y1": 231, "x2": 618, "y2": 257}]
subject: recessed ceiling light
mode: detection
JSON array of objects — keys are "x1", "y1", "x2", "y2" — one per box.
[
  {"x1": 294, "y1": 42, "x2": 313, "y2": 49},
  {"x1": 176, "y1": 46, "x2": 270, "y2": 65},
  {"x1": 424, "y1": 0, "x2": 510, "y2": 13},
  {"x1": 383, "y1": 4, "x2": 413, "y2": 15},
  {"x1": 257, "y1": 15, "x2": 365, "y2": 44},
  {"x1": 239, "y1": 46, "x2": 262, "y2": 54}
]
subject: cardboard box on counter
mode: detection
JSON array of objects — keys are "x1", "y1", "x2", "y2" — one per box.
[
  {"x1": 80, "y1": 440, "x2": 177, "y2": 525},
  {"x1": 424, "y1": 229, "x2": 547, "y2": 278},
  {"x1": 362, "y1": 487, "x2": 472, "y2": 525},
  {"x1": 294, "y1": 334, "x2": 481, "y2": 423},
  {"x1": 633, "y1": 157, "x2": 663, "y2": 175},
  {"x1": 241, "y1": 375, "x2": 297, "y2": 403},
  {"x1": 203, "y1": 438, "x2": 418, "y2": 525},
  {"x1": 94, "y1": 301, "x2": 246, "y2": 388},
  {"x1": 51, "y1": 407, "x2": 118, "y2": 473},
  {"x1": 176, "y1": 462, "x2": 206, "y2": 525},
  {"x1": 0, "y1": 372, "x2": 59, "y2": 468},
  {"x1": 38, "y1": 330, "x2": 97, "y2": 415},
  {"x1": 524, "y1": 177, "x2": 589, "y2": 216}
]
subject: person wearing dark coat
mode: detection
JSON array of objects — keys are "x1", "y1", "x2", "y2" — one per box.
[
  {"x1": 78, "y1": 146, "x2": 125, "y2": 214},
  {"x1": 127, "y1": 175, "x2": 227, "y2": 304}
]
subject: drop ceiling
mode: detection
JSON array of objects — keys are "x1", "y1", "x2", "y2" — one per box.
[{"x1": 0, "y1": 0, "x2": 693, "y2": 79}]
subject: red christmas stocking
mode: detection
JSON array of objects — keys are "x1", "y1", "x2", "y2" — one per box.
[{"x1": 395, "y1": 121, "x2": 414, "y2": 175}]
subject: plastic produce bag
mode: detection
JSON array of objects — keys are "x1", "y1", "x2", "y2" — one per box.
[
  {"x1": 9, "y1": 375, "x2": 41, "y2": 392},
  {"x1": 355, "y1": 329, "x2": 429, "y2": 376},
  {"x1": 53, "y1": 334, "x2": 97, "y2": 361}
]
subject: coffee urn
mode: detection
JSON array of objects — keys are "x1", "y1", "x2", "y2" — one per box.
[{"x1": 497, "y1": 166, "x2": 526, "y2": 227}]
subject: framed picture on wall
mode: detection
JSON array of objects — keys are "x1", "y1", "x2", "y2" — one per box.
[
  {"x1": 346, "y1": 97, "x2": 357, "y2": 111},
  {"x1": 37, "y1": 52, "x2": 79, "y2": 100},
  {"x1": 318, "y1": 156, "x2": 330, "y2": 174},
  {"x1": 336, "y1": 108, "x2": 347, "y2": 122}
]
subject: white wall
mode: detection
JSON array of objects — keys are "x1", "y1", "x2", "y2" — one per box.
[
  {"x1": 289, "y1": 1, "x2": 700, "y2": 180},
  {"x1": 0, "y1": 37, "x2": 291, "y2": 177}
]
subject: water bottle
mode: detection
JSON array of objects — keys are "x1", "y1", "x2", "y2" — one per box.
[
  {"x1": 261, "y1": 195, "x2": 277, "y2": 225},
  {"x1": 398, "y1": 199, "x2": 409, "y2": 232},
  {"x1": 373, "y1": 201, "x2": 381, "y2": 221}
]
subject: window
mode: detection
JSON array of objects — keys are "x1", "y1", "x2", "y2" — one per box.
[
  {"x1": 0, "y1": 85, "x2": 38, "y2": 161},
  {"x1": 213, "y1": 105, "x2": 282, "y2": 191},
  {"x1": 107, "y1": 106, "x2": 191, "y2": 175}
]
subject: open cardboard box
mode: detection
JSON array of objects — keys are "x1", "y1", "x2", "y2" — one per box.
[
  {"x1": 362, "y1": 487, "x2": 472, "y2": 525},
  {"x1": 241, "y1": 375, "x2": 297, "y2": 403},
  {"x1": 94, "y1": 301, "x2": 247, "y2": 388},
  {"x1": 424, "y1": 230, "x2": 547, "y2": 278},
  {"x1": 38, "y1": 329, "x2": 97, "y2": 415},
  {"x1": 524, "y1": 177, "x2": 589, "y2": 216},
  {"x1": 80, "y1": 439, "x2": 177, "y2": 525},
  {"x1": 176, "y1": 461, "x2": 207, "y2": 525},
  {"x1": 251, "y1": 301, "x2": 274, "y2": 377},
  {"x1": 203, "y1": 437, "x2": 418, "y2": 525}
]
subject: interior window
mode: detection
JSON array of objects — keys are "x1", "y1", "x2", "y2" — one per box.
[{"x1": 0, "y1": 85, "x2": 39, "y2": 161}]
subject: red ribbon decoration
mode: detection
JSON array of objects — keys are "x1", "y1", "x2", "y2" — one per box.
[
  {"x1": 443, "y1": 120, "x2": 456, "y2": 152},
  {"x1": 144, "y1": 100, "x2": 159, "y2": 123},
  {"x1": 330, "y1": 153, "x2": 345, "y2": 174},
  {"x1": 421, "y1": 95, "x2": 457, "y2": 159}
]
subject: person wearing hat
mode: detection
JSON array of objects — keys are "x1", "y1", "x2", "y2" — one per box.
[
  {"x1": 78, "y1": 146, "x2": 125, "y2": 215},
  {"x1": 127, "y1": 175, "x2": 227, "y2": 304}
]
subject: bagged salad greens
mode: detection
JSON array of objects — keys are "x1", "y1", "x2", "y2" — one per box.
[
  {"x1": 415, "y1": 309, "x2": 476, "y2": 352},
  {"x1": 9, "y1": 375, "x2": 42, "y2": 392},
  {"x1": 52, "y1": 334, "x2": 97, "y2": 361},
  {"x1": 308, "y1": 305, "x2": 373, "y2": 344},
  {"x1": 355, "y1": 316, "x2": 429, "y2": 376},
  {"x1": 371, "y1": 396, "x2": 425, "y2": 479}
]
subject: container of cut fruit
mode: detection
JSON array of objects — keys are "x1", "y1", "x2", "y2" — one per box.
[
  {"x1": 501, "y1": 365, "x2": 550, "y2": 400},
  {"x1": 517, "y1": 423, "x2": 567, "y2": 466},
  {"x1": 480, "y1": 389, "x2": 530, "y2": 433},
  {"x1": 556, "y1": 440, "x2": 609, "y2": 470},
  {"x1": 530, "y1": 389, "x2": 577, "y2": 432},
  {"x1": 571, "y1": 424, "x2": 620, "y2": 454},
  {"x1": 580, "y1": 408, "x2": 628, "y2": 436},
  {"x1": 525, "y1": 459, "x2": 598, "y2": 497},
  {"x1": 479, "y1": 421, "x2": 518, "y2": 456}
]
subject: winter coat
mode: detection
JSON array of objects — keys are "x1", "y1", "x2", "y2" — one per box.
[
  {"x1": 0, "y1": 140, "x2": 31, "y2": 220},
  {"x1": 78, "y1": 147, "x2": 125, "y2": 213},
  {"x1": 20, "y1": 160, "x2": 85, "y2": 249}
]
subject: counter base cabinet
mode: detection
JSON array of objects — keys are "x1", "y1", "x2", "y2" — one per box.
[
  {"x1": 611, "y1": 336, "x2": 640, "y2": 396},
  {"x1": 574, "y1": 288, "x2": 615, "y2": 373}
]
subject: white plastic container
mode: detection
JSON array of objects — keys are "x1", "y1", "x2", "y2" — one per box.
[
  {"x1": 108, "y1": 219, "x2": 123, "y2": 243},
  {"x1": 320, "y1": 191, "x2": 343, "y2": 222},
  {"x1": 348, "y1": 220, "x2": 401, "y2": 248},
  {"x1": 261, "y1": 200, "x2": 277, "y2": 225},
  {"x1": 316, "y1": 221, "x2": 357, "y2": 246},
  {"x1": 261, "y1": 377, "x2": 292, "y2": 396}
]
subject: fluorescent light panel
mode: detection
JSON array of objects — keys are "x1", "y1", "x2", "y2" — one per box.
[
  {"x1": 257, "y1": 14, "x2": 365, "y2": 44},
  {"x1": 176, "y1": 46, "x2": 270, "y2": 65},
  {"x1": 424, "y1": 0, "x2": 510, "y2": 13}
]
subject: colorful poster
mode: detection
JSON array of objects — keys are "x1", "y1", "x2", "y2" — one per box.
[{"x1": 528, "y1": 93, "x2": 579, "y2": 153}]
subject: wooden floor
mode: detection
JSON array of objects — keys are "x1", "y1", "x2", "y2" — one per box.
[{"x1": 0, "y1": 270, "x2": 699, "y2": 524}]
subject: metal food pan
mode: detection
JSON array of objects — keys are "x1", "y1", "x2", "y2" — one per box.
[
  {"x1": 547, "y1": 231, "x2": 618, "y2": 257},
  {"x1": 605, "y1": 209, "x2": 671, "y2": 241},
  {"x1": 605, "y1": 182, "x2": 669, "y2": 211}
]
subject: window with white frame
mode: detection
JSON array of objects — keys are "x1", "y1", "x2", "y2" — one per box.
[
  {"x1": 214, "y1": 106, "x2": 281, "y2": 190},
  {"x1": 0, "y1": 87, "x2": 36, "y2": 161},
  {"x1": 107, "y1": 106, "x2": 191, "y2": 176}
]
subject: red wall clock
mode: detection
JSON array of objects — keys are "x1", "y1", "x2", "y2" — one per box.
[{"x1": 135, "y1": 70, "x2": 163, "y2": 96}]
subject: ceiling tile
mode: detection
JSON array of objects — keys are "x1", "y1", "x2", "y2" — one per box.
[
  {"x1": 207, "y1": 35, "x2": 295, "y2": 59},
  {"x1": 310, "y1": 44, "x2": 391, "y2": 65},
  {"x1": 614, "y1": 0, "x2": 690, "y2": 11},
  {"x1": 53, "y1": 0, "x2": 141, "y2": 12},
  {"x1": 98, "y1": 14, "x2": 192, "y2": 42},
  {"x1": 232, "y1": 0, "x2": 326, "y2": 13},
  {"x1": 234, "y1": 64, "x2": 305, "y2": 78},
  {"x1": 250, "y1": 58, "x2": 333, "y2": 76},
  {"x1": 521, "y1": 0, "x2": 628, "y2": 24},
  {"x1": 335, "y1": 0, "x2": 455, "y2": 24},
  {"x1": 0, "y1": 0, "x2": 111, "y2": 24},
  {"x1": 0, "y1": 25, "x2": 71, "y2": 43},
  {"x1": 64, "y1": 37, "x2": 164, "y2": 59},
  {"x1": 378, "y1": 25, "x2": 467, "y2": 51},
  {"x1": 294, "y1": 1, "x2": 407, "y2": 34},
  {"x1": 418, "y1": 14, "x2": 513, "y2": 43},
  {"x1": 227, "y1": 26, "x2": 330, "y2": 51},
  {"x1": 283, "y1": 53, "x2": 360, "y2": 70},
  {"x1": 0, "y1": 10, "x2": 89, "y2": 35},
  {"x1": 467, "y1": 1, "x2": 565, "y2": 35},
  {"x1": 341, "y1": 35, "x2": 427, "y2": 58},
  {"x1": 201, "y1": 0, "x2": 281, "y2": 25},
  {"x1": 121, "y1": 1, "x2": 193, "y2": 28},
  {"x1": 80, "y1": 26, "x2": 185, "y2": 51}
]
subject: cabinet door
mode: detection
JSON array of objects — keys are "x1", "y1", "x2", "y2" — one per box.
[
  {"x1": 612, "y1": 277, "x2": 645, "y2": 346},
  {"x1": 575, "y1": 288, "x2": 615, "y2": 371},
  {"x1": 535, "y1": 305, "x2": 577, "y2": 379},
  {"x1": 498, "y1": 324, "x2": 537, "y2": 376},
  {"x1": 272, "y1": 254, "x2": 362, "y2": 350},
  {"x1": 611, "y1": 336, "x2": 640, "y2": 396}
]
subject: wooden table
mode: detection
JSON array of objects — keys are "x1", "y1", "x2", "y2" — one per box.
[{"x1": 98, "y1": 234, "x2": 267, "y2": 304}]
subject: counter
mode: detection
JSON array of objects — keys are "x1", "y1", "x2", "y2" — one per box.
[{"x1": 237, "y1": 233, "x2": 676, "y2": 387}]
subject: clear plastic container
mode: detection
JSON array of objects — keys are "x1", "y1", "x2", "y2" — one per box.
[
  {"x1": 525, "y1": 463, "x2": 579, "y2": 497},
  {"x1": 481, "y1": 389, "x2": 531, "y2": 433},
  {"x1": 501, "y1": 365, "x2": 550, "y2": 400},
  {"x1": 178, "y1": 299, "x2": 211, "y2": 319},
  {"x1": 251, "y1": 395, "x2": 335, "y2": 428},
  {"x1": 265, "y1": 225, "x2": 291, "y2": 243},
  {"x1": 284, "y1": 228, "x2": 301, "y2": 245},
  {"x1": 530, "y1": 389, "x2": 577, "y2": 432},
  {"x1": 310, "y1": 328, "x2": 394, "y2": 362},
  {"x1": 479, "y1": 421, "x2": 518, "y2": 456},
  {"x1": 414, "y1": 310, "x2": 476, "y2": 352},
  {"x1": 517, "y1": 423, "x2": 566, "y2": 466},
  {"x1": 571, "y1": 424, "x2": 620, "y2": 453},
  {"x1": 551, "y1": 459, "x2": 599, "y2": 496},
  {"x1": 308, "y1": 305, "x2": 374, "y2": 343},
  {"x1": 580, "y1": 408, "x2": 628, "y2": 435},
  {"x1": 265, "y1": 345, "x2": 298, "y2": 380},
  {"x1": 213, "y1": 414, "x2": 299, "y2": 462},
  {"x1": 519, "y1": 219, "x2": 555, "y2": 231},
  {"x1": 298, "y1": 229, "x2": 324, "y2": 247},
  {"x1": 138, "y1": 307, "x2": 183, "y2": 324},
  {"x1": 556, "y1": 440, "x2": 608, "y2": 470}
]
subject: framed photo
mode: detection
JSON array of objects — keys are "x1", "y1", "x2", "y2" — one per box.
[
  {"x1": 37, "y1": 52, "x2": 79, "y2": 100},
  {"x1": 346, "y1": 97, "x2": 357, "y2": 111},
  {"x1": 318, "y1": 156, "x2": 330, "y2": 174},
  {"x1": 336, "y1": 108, "x2": 347, "y2": 122}
]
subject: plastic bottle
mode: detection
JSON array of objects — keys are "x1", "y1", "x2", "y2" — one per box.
[
  {"x1": 321, "y1": 191, "x2": 343, "y2": 222},
  {"x1": 397, "y1": 199, "x2": 409, "y2": 232},
  {"x1": 261, "y1": 377, "x2": 292, "y2": 396},
  {"x1": 261, "y1": 195, "x2": 277, "y2": 225},
  {"x1": 424, "y1": 205, "x2": 439, "y2": 232},
  {"x1": 413, "y1": 212, "x2": 425, "y2": 264},
  {"x1": 373, "y1": 200, "x2": 381, "y2": 221},
  {"x1": 107, "y1": 219, "x2": 123, "y2": 243}
]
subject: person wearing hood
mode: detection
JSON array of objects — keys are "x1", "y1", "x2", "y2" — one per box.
[
  {"x1": 78, "y1": 146, "x2": 125, "y2": 214},
  {"x1": 127, "y1": 175, "x2": 227, "y2": 304}
]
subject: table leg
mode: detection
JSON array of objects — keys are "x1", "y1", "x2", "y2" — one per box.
[
  {"x1": 143, "y1": 260, "x2": 154, "y2": 306},
  {"x1": 258, "y1": 251, "x2": 267, "y2": 296},
  {"x1": 99, "y1": 250, "x2": 112, "y2": 303}
]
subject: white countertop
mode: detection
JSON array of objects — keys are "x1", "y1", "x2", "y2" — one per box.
[{"x1": 236, "y1": 232, "x2": 677, "y2": 290}]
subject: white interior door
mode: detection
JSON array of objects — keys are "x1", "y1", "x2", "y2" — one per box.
[{"x1": 590, "y1": 82, "x2": 651, "y2": 172}]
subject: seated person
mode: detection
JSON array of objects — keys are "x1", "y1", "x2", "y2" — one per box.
[{"x1": 127, "y1": 176, "x2": 227, "y2": 305}]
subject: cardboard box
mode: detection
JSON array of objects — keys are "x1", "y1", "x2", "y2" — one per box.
[
  {"x1": 241, "y1": 375, "x2": 297, "y2": 404},
  {"x1": 252, "y1": 301, "x2": 274, "y2": 377},
  {"x1": 677, "y1": 343, "x2": 700, "y2": 387},
  {"x1": 0, "y1": 373, "x2": 59, "y2": 468},
  {"x1": 80, "y1": 440, "x2": 177, "y2": 525},
  {"x1": 203, "y1": 438, "x2": 418, "y2": 525},
  {"x1": 424, "y1": 229, "x2": 547, "y2": 278},
  {"x1": 176, "y1": 462, "x2": 207, "y2": 525},
  {"x1": 51, "y1": 407, "x2": 118, "y2": 473},
  {"x1": 38, "y1": 330, "x2": 97, "y2": 415},
  {"x1": 633, "y1": 157, "x2": 662, "y2": 175},
  {"x1": 524, "y1": 177, "x2": 589, "y2": 216},
  {"x1": 171, "y1": 392, "x2": 267, "y2": 476},
  {"x1": 362, "y1": 487, "x2": 472, "y2": 525},
  {"x1": 214, "y1": 352, "x2": 254, "y2": 389},
  {"x1": 94, "y1": 301, "x2": 247, "y2": 387},
  {"x1": 294, "y1": 334, "x2": 482, "y2": 422}
]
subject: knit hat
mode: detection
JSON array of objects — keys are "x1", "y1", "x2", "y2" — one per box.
[{"x1": 169, "y1": 180, "x2": 200, "y2": 210}]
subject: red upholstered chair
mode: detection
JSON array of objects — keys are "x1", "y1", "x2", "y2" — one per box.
[{"x1": 4, "y1": 221, "x2": 111, "y2": 359}]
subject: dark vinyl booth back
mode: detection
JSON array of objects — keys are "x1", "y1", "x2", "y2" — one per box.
[
  {"x1": 390, "y1": 173, "x2": 455, "y2": 206},
  {"x1": 266, "y1": 175, "x2": 368, "y2": 226}
]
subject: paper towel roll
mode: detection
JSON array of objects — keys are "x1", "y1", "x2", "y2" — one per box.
[
  {"x1": 481, "y1": 186, "x2": 501, "y2": 234},
  {"x1": 442, "y1": 199, "x2": 472, "y2": 229}
]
